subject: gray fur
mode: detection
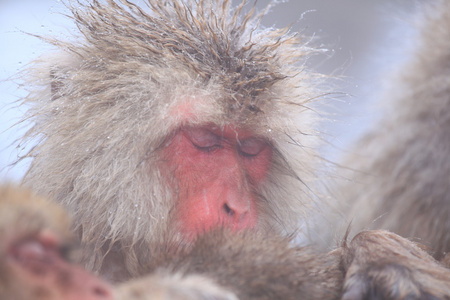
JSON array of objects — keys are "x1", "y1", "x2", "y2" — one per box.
[{"x1": 19, "y1": 0, "x2": 325, "y2": 280}]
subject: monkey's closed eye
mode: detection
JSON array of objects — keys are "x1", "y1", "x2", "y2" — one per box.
[
  {"x1": 239, "y1": 137, "x2": 267, "y2": 157},
  {"x1": 184, "y1": 127, "x2": 222, "y2": 152},
  {"x1": 9, "y1": 237, "x2": 60, "y2": 273}
]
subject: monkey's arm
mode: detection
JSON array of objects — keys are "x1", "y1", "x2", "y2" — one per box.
[
  {"x1": 339, "y1": 230, "x2": 450, "y2": 300},
  {"x1": 117, "y1": 229, "x2": 450, "y2": 300},
  {"x1": 117, "y1": 230, "x2": 343, "y2": 300}
]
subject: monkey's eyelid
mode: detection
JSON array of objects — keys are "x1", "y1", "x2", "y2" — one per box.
[
  {"x1": 184, "y1": 127, "x2": 221, "y2": 148},
  {"x1": 192, "y1": 144, "x2": 223, "y2": 153},
  {"x1": 10, "y1": 238, "x2": 54, "y2": 264},
  {"x1": 239, "y1": 138, "x2": 267, "y2": 156}
]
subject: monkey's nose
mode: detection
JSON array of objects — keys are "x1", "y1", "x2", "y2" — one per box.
[{"x1": 221, "y1": 194, "x2": 255, "y2": 229}]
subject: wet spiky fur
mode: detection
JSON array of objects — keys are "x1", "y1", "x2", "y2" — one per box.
[{"x1": 19, "y1": 0, "x2": 324, "y2": 280}]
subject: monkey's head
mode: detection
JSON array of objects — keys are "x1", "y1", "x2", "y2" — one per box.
[{"x1": 20, "y1": 0, "x2": 325, "y2": 276}]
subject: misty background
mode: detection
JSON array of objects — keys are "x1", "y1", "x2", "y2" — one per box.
[{"x1": 0, "y1": 0, "x2": 421, "y2": 181}]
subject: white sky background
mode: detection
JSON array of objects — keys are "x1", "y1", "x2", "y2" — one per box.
[{"x1": 0, "y1": 0, "x2": 420, "y2": 182}]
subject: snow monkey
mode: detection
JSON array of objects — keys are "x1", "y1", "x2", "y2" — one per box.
[
  {"x1": 0, "y1": 185, "x2": 113, "y2": 300},
  {"x1": 14, "y1": 0, "x2": 450, "y2": 298},
  {"x1": 328, "y1": 0, "x2": 450, "y2": 262},
  {"x1": 20, "y1": 0, "x2": 323, "y2": 281}
]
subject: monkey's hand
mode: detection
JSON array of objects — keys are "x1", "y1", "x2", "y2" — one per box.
[
  {"x1": 339, "y1": 230, "x2": 450, "y2": 300},
  {"x1": 115, "y1": 272, "x2": 238, "y2": 300}
]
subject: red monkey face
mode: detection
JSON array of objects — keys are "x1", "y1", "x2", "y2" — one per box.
[{"x1": 163, "y1": 124, "x2": 273, "y2": 238}]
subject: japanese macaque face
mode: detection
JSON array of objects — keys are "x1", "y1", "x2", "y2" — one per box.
[{"x1": 163, "y1": 124, "x2": 273, "y2": 236}]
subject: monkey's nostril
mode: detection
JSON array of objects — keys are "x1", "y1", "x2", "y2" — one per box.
[
  {"x1": 92, "y1": 285, "x2": 112, "y2": 299},
  {"x1": 223, "y1": 203, "x2": 235, "y2": 216}
]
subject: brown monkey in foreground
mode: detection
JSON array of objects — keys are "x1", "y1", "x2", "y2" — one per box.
[
  {"x1": 13, "y1": 0, "x2": 450, "y2": 298},
  {"x1": 2, "y1": 187, "x2": 449, "y2": 300},
  {"x1": 0, "y1": 185, "x2": 343, "y2": 299},
  {"x1": 0, "y1": 185, "x2": 113, "y2": 300}
]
